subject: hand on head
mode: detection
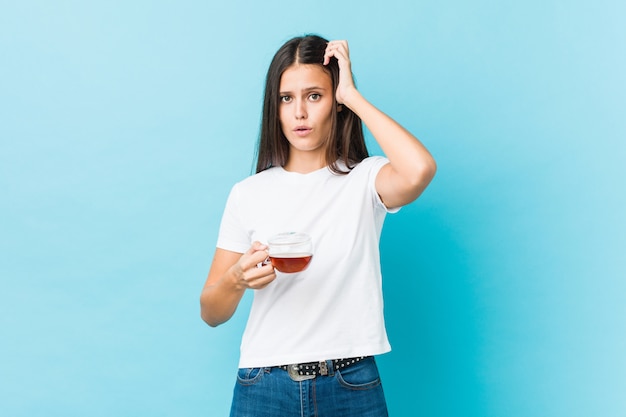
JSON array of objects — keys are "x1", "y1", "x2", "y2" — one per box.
[{"x1": 324, "y1": 40, "x2": 357, "y2": 105}]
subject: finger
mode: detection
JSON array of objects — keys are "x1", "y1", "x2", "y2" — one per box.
[
  {"x1": 323, "y1": 47, "x2": 333, "y2": 65},
  {"x1": 324, "y1": 42, "x2": 350, "y2": 65},
  {"x1": 247, "y1": 250, "x2": 270, "y2": 270},
  {"x1": 250, "y1": 240, "x2": 268, "y2": 252},
  {"x1": 255, "y1": 256, "x2": 271, "y2": 269},
  {"x1": 327, "y1": 40, "x2": 348, "y2": 48},
  {"x1": 324, "y1": 41, "x2": 339, "y2": 64},
  {"x1": 248, "y1": 275, "x2": 275, "y2": 290},
  {"x1": 241, "y1": 247, "x2": 269, "y2": 271},
  {"x1": 244, "y1": 266, "x2": 276, "y2": 289},
  {"x1": 243, "y1": 241, "x2": 263, "y2": 257},
  {"x1": 324, "y1": 48, "x2": 343, "y2": 65},
  {"x1": 326, "y1": 40, "x2": 349, "y2": 55}
]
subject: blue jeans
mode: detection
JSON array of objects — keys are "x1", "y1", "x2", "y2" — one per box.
[{"x1": 229, "y1": 356, "x2": 388, "y2": 417}]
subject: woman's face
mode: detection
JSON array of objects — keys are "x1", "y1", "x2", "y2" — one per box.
[{"x1": 278, "y1": 64, "x2": 334, "y2": 160}]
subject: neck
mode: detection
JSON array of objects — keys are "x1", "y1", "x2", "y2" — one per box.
[{"x1": 283, "y1": 152, "x2": 327, "y2": 174}]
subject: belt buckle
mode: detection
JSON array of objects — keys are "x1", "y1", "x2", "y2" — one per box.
[{"x1": 287, "y1": 364, "x2": 316, "y2": 382}]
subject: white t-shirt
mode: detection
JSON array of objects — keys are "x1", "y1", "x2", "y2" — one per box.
[{"x1": 217, "y1": 156, "x2": 398, "y2": 368}]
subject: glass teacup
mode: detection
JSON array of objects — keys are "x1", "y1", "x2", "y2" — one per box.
[{"x1": 267, "y1": 232, "x2": 313, "y2": 273}]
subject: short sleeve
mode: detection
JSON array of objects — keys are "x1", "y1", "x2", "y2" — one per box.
[
  {"x1": 216, "y1": 183, "x2": 251, "y2": 253},
  {"x1": 363, "y1": 156, "x2": 401, "y2": 214}
]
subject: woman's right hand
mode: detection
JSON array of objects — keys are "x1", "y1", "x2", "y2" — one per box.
[
  {"x1": 201, "y1": 242, "x2": 276, "y2": 326},
  {"x1": 229, "y1": 241, "x2": 277, "y2": 290}
]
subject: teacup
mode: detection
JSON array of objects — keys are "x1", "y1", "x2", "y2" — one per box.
[{"x1": 267, "y1": 232, "x2": 313, "y2": 273}]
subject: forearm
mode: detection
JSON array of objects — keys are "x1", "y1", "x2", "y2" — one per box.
[
  {"x1": 200, "y1": 245, "x2": 276, "y2": 327},
  {"x1": 344, "y1": 88, "x2": 436, "y2": 181},
  {"x1": 341, "y1": 87, "x2": 436, "y2": 207},
  {"x1": 200, "y1": 269, "x2": 246, "y2": 327}
]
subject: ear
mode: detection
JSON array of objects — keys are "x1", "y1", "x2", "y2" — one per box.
[{"x1": 337, "y1": 104, "x2": 343, "y2": 112}]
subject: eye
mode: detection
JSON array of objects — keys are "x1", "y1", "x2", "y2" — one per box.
[
  {"x1": 280, "y1": 95, "x2": 292, "y2": 103},
  {"x1": 309, "y1": 93, "x2": 321, "y2": 101}
]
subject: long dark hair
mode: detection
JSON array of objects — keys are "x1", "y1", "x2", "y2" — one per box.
[{"x1": 255, "y1": 34, "x2": 368, "y2": 174}]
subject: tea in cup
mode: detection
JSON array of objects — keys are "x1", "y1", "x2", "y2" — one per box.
[{"x1": 267, "y1": 232, "x2": 313, "y2": 273}]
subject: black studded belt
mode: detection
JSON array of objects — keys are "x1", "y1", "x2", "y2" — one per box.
[{"x1": 278, "y1": 356, "x2": 368, "y2": 381}]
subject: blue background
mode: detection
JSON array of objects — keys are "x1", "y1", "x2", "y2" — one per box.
[{"x1": 1, "y1": 1, "x2": 624, "y2": 416}]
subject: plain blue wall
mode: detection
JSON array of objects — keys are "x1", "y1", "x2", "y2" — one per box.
[{"x1": 1, "y1": 1, "x2": 624, "y2": 416}]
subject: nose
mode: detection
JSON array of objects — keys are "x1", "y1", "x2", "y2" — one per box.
[{"x1": 294, "y1": 98, "x2": 307, "y2": 119}]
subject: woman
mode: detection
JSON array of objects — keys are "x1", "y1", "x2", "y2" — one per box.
[{"x1": 200, "y1": 34, "x2": 436, "y2": 417}]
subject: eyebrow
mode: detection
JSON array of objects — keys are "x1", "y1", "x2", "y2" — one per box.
[{"x1": 279, "y1": 86, "x2": 328, "y2": 95}]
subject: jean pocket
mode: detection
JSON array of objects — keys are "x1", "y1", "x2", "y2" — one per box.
[
  {"x1": 336, "y1": 358, "x2": 382, "y2": 390},
  {"x1": 236, "y1": 367, "x2": 265, "y2": 386}
]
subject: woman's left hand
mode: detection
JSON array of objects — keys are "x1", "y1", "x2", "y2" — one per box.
[{"x1": 324, "y1": 40, "x2": 357, "y2": 105}]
